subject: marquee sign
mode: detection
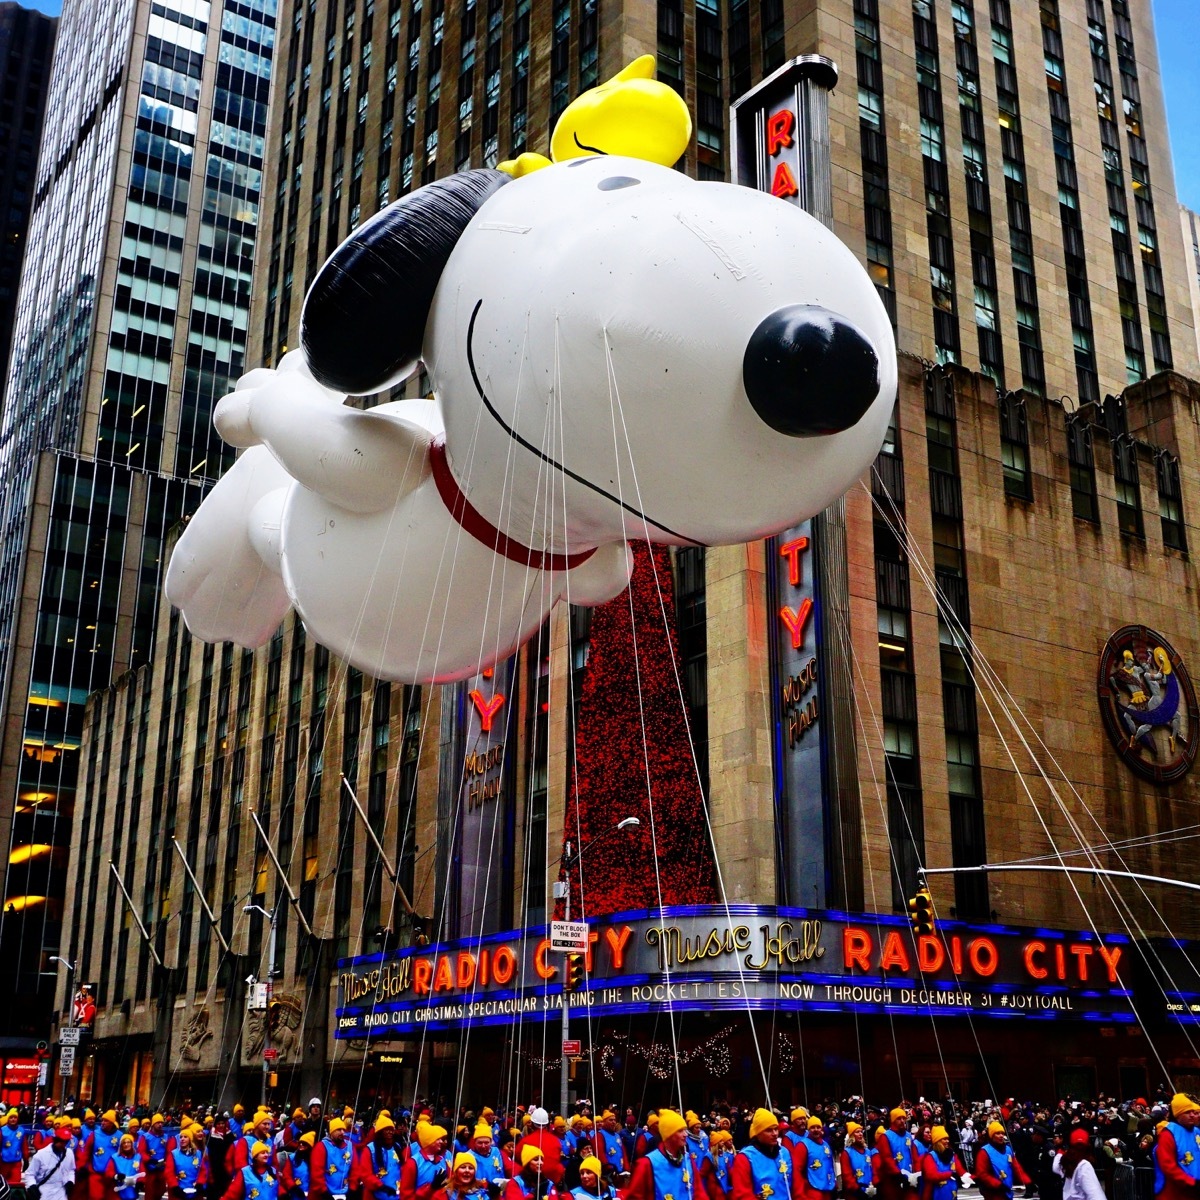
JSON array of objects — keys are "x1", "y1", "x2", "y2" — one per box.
[{"x1": 335, "y1": 905, "x2": 1134, "y2": 1036}]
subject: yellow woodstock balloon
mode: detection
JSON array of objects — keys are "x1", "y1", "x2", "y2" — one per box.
[{"x1": 549, "y1": 54, "x2": 692, "y2": 166}]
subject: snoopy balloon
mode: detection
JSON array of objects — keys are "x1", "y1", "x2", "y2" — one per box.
[{"x1": 165, "y1": 58, "x2": 898, "y2": 684}]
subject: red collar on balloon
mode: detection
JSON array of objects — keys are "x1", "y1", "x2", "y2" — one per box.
[{"x1": 429, "y1": 438, "x2": 596, "y2": 573}]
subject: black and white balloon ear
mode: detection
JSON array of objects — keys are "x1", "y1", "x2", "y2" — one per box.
[{"x1": 300, "y1": 169, "x2": 510, "y2": 395}]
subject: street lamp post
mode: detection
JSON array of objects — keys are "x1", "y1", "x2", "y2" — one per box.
[
  {"x1": 244, "y1": 904, "x2": 278, "y2": 1107},
  {"x1": 48, "y1": 956, "x2": 75, "y2": 1110},
  {"x1": 555, "y1": 817, "x2": 640, "y2": 1115}
]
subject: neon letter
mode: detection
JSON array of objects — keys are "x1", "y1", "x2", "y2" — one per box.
[
  {"x1": 766, "y1": 109, "x2": 795, "y2": 156},
  {"x1": 1069, "y1": 944, "x2": 1093, "y2": 980},
  {"x1": 917, "y1": 935, "x2": 945, "y2": 973},
  {"x1": 879, "y1": 931, "x2": 911, "y2": 973},
  {"x1": 605, "y1": 924, "x2": 634, "y2": 971},
  {"x1": 780, "y1": 599, "x2": 814, "y2": 649},
  {"x1": 968, "y1": 938, "x2": 999, "y2": 977},
  {"x1": 843, "y1": 927, "x2": 873, "y2": 971},
  {"x1": 779, "y1": 536, "x2": 810, "y2": 587},
  {"x1": 1023, "y1": 941, "x2": 1048, "y2": 980},
  {"x1": 1098, "y1": 944, "x2": 1123, "y2": 984},
  {"x1": 771, "y1": 161, "x2": 799, "y2": 199},
  {"x1": 468, "y1": 689, "x2": 506, "y2": 732}
]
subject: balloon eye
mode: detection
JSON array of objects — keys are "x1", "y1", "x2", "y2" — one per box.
[{"x1": 598, "y1": 176, "x2": 640, "y2": 190}]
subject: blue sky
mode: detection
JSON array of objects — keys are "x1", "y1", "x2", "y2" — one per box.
[{"x1": 15, "y1": 0, "x2": 1200, "y2": 207}]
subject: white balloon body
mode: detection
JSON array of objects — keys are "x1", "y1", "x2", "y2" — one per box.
[{"x1": 165, "y1": 157, "x2": 897, "y2": 683}]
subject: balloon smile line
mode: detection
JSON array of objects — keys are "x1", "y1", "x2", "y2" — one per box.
[
  {"x1": 572, "y1": 132, "x2": 608, "y2": 155},
  {"x1": 464, "y1": 298, "x2": 697, "y2": 544}
]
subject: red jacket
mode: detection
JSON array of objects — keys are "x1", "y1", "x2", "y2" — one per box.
[
  {"x1": 518, "y1": 1135, "x2": 564, "y2": 1185},
  {"x1": 973, "y1": 1147, "x2": 1029, "y2": 1200},
  {"x1": 791, "y1": 1141, "x2": 834, "y2": 1200},
  {"x1": 399, "y1": 1151, "x2": 446, "y2": 1200},
  {"x1": 1155, "y1": 1128, "x2": 1200, "y2": 1200},
  {"x1": 164, "y1": 1150, "x2": 209, "y2": 1193},
  {"x1": 919, "y1": 1153, "x2": 965, "y2": 1200},
  {"x1": 222, "y1": 1166, "x2": 276, "y2": 1200},
  {"x1": 729, "y1": 1147, "x2": 801, "y2": 1200},
  {"x1": 624, "y1": 1156, "x2": 692, "y2": 1200}
]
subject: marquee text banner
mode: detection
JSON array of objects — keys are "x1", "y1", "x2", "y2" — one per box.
[{"x1": 335, "y1": 906, "x2": 1134, "y2": 1036}]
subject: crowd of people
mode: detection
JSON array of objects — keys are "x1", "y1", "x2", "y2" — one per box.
[{"x1": 1, "y1": 1090, "x2": 1197, "y2": 1200}]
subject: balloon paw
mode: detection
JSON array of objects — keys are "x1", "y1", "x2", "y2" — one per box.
[{"x1": 497, "y1": 152, "x2": 552, "y2": 178}]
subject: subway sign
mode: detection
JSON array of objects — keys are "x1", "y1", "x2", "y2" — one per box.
[{"x1": 334, "y1": 905, "x2": 1135, "y2": 1036}]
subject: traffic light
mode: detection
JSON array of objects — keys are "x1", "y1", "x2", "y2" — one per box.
[
  {"x1": 908, "y1": 888, "x2": 936, "y2": 936},
  {"x1": 564, "y1": 954, "x2": 586, "y2": 992}
]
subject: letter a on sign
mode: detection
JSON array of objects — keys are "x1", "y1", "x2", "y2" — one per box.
[{"x1": 771, "y1": 161, "x2": 799, "y2": 199}]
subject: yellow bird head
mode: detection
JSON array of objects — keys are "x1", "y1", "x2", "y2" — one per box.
[{"x1": 550, "y1": 55, "x2": 692, "y2": 166}]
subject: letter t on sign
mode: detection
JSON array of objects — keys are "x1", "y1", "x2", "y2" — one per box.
[{"x1": 468, "y1": 689, "x2": 506, "y2": 732}]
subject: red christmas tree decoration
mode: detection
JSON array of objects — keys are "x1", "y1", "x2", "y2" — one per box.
[{"x1": 556, "y1": 541, "x2": 719, "y2": 918}]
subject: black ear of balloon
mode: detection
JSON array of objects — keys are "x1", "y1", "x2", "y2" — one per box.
[{"x1": 301, "y1": 169, "x2": 511, "y2": 395}]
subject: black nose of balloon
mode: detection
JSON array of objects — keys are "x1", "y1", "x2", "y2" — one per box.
[{"x1": 742, "y1": 304, "x2": 880, "y2": 437}]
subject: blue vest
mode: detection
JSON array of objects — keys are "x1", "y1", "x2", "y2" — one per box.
[
  {"x1": 142, "y1": 1132, "x2": 168, "y2": 1169},
  {"x1": 599, "y1": 1130, "x2": 625, "y2": 1174},
  {"x1": 113, "y1": 1153, "x2": 141, "y2": 1200},
  {"x1": 738, "y1": 1144, "x2": 790, "y2": 1200},
  {"x1": 470, "y1": 1149, "x2": 506, "y2": 1182},
  {"x1": 93, "y1": 1130, "x2": 123, "y2": 1173},
  {"x1": 0, "y1": 1126, "x2": 23, "y2": 1163},
  {"x1": 572, "y1": 1188, "x2": 616, "y2": 1200},
  {"x1": 687, "y1": 1137, "x2": 713, "y2": 1174},
  {"x1": 287, "y1": 1157, "x2": 311, "y2": 1194},
  {"x1": 926, "y1": 1151, "x2": 957, "y2": 1200},
  {"x1": 1156, "y1": 1123, "x2": 1200, "y2": 1194},
  {"x1": 412, "y1": 1151, "x2": 445, "y2": 1192},
  {"x1": 982, "y1": 1145, "x2": 1015, "y2": 1200},
  {"x1": 844, "y1": 1147, "x2": 875, "y2": 1188},
  {"x1": 783, "y1": 1132, "x2": 804, "y2": 1151},
  {"x1": 173, "y1": 1148, "x2": 203, "y2": 1193},
  {"x1": 649, "y1": 1148, "x2": 692, "y2": 1200},
  {"x1": 884, "y1": 1132, "x2": 915, "y2": 1174},
  {"x1": 801, "y1": 1137, "x2": 835, "y2": 1193},
  {"x1": 713, "y1": 1150, "x2": 733, "y2": 1196},
  {"x1": 368, "y1": 1145, "x2": 401, "y2": 1196},
  {"x1": 242, "y1": 1166, "x2": 280, "y2": 1200},
  {"x1": 321, "y1": 1140, "x2": 353, "y2": 1192},
  {"x1": 230, "y1": 1120, "x2": 244, "y2": 1141}
]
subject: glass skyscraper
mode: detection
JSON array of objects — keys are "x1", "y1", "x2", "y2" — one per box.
[{"x1": 0, "y1": 0, "x2": 274, "y2": 1029}]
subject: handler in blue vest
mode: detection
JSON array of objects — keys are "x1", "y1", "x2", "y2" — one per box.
[
  {"x1": 1155, "y1": 1094, "x2": 1200, "y2": 1200},
  {"x1": 1, "y1": 1107, "x2": 27, "y2": 1191},
  {"x1": 874, "y1": 1110, "x2": 918, "y2": 1200},
  {"x1": 140, "y1": 1115, "x2": 170, "y2": 1200},
  {"x1": 111, "y1": 1135, "x2": 143, "y2": 1200},
  {"x1": 918, "y1": 1128, "x2": 968, "y2": 1200},
  {"x1": 595, "y1": 1114, "x2": 626, "y2": 1185},
  {"x1": 625, "y1": 1112, "x2": 694, "y2": 1200},
  {"x1": 166, "y1": 1126, "x2": 208, "y2": 1200},
  {"x1": 783, "y1": 1115, "x2": 809, "y2": 1155},
  {"x1": 504, "y1": 1146, "x2": 555, "y2": 1200},
  {"x1": 466, "y1": 1123, "x2": 509, "y2": 1196},
  {"x1": 357, "y1": 1117, "x2": 402, "y2": 1200},
  {"x1": 708, "y1": 1133, "x2": 733, "y2": 1200},
  {"x1": 791, "y1": 1118, "x2": 834, "y2": 1200},
  {"x1": 279, "y1": 1131, "x2": 315, "y2": 1200},
  {"x1": 729, "y1": 1110, "x2": 799, "y2": 1200},
  {"x1": 570, "y1": 1156, "x2": 616, "y2": 1200},
  {"x1": 973, "y1": 1122, "x2": 1029, "y2": 1200},
  {"x1": 221, "y1": 1142, "x2": 278, "y2": 1200},
  {"x1": 838, "y1": 1123, "x2": 877, "y2": 1198},
  {"x1": 311, "y1": 1120, "x2": 354, "y2": 1200}
]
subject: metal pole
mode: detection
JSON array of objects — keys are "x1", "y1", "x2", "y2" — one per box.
[
  {"x1": 920, "y1": 863, "x2": 1200, "y2": 892},
  {"x1": 249, "y1": 811, "x2": 315, "y2": 937},
  {"x1": 172, "y1": 839, "x2": 231, "y2": 954},
  {"x1": 341, "y1": 776, "x2": 417, "y2": 917},
  {"x1": 263, "y1": 906, "x2": 277, "y2": 1108},
  {"x1": 110, "y1": 863, "x2": 164, "y2": 966},
  {"x1": 560, "y1": 864, "x2": 570, "y2": 1117}
]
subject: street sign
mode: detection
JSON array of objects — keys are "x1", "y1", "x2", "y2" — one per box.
[
  {"x1": 371, "y1": 1051, "x2": 406, "y2": 1068},
  {"x1": 59, "y1": 1027, "x2": 82, "y2": 1046},
  {"x1": 247, "y1": 983, "x2": 269, "y2": 1010},
  {"x1": 561, "y1": 1039, "x2": 581, "y2": 1056},
  {"x1": 37, "y1": 1063, "x2": 48, "y2": 1086},
  {"x1": 549, "y1": 920, "x2": 589, "y2": 953},
  {"x1": 263, "y1": 1048, "x2": 278, "y2": 1060},
  {"x1": 58, "y1": 1046, "x2": 75, "y2": 1076}
]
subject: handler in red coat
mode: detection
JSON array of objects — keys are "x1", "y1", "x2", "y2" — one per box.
[
  {"x1": 729, "y1": 1110, "x2": 801, "y2": 1200},
  {"x1": 973, "y1": 1123, "x2": 1029, "y2": 1200},
  {"x1": 1155, "y1": 1094, "x2": 1200, "y2": 1200}
]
